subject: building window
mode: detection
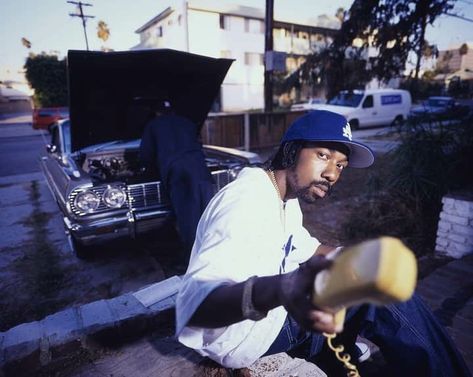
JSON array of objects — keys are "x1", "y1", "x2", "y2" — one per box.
[
  {"x1": 220, "y1": 14, "x2": 231, "y2": 30},
  {"x1": 245, "y1": 52, "x2": 263, "y2": 66},
  {"x1": 245, "y1": 18, "x2": 264, "y2": 33},
  {"x1": 156, "y1": 26, "x2": 163, "y2": 37},
  {"x1": 220, "y1": 50, "x2": 232, "y2": 59},
  {"x1": 298, "y1": 31, "x2": 309, "y2": 39},
  {"x1": 286, "y1": 57, "x2": 296, "y2": 70},
  {"x1": 362, "y1": 95, "x2": 374, "y2": 108},
  {"x1": 178, "y1": 15, "x2": 182, "y2": 25},
  {"x1": 275, "y1": 28, "x2": 285, "y2": 38}
]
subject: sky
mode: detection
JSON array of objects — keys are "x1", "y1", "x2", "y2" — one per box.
[{"x1": 1, "y1": 0, "x2": 473, "y2": 92}]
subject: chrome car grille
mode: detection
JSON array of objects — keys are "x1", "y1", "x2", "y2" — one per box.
[
  {"x1": 70, "y1": 168, "x2": 238, "y2": 216},
  {"x1": 127, "y1": 169, "x2": 234, "y2": 210},
  {"x1": 127, "y1": 182, "x2": 167, "y2": 210}
]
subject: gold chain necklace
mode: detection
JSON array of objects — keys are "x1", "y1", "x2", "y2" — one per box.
[
  {"x1": 268, "y1": 170, "x2": 282, "y2": 201},
  {"x1": 267, "y1": 170, "x2": 285, "y2": 230}
]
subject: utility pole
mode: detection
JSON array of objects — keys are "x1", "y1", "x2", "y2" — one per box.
[
  {"x1": 264, "y1": 0, "x2": 274, "y2": 113},
  {"x1": 68, "y1": 1, "x2": 95, "y2": 50}
]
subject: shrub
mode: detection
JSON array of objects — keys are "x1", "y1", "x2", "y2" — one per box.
[{"x1": 341, "y1": 117, "x2": 473, "y2": 256}]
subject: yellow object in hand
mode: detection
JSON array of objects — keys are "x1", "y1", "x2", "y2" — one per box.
[{"x1": 313, "y1": 237, "x2": 418, "y2": 319}]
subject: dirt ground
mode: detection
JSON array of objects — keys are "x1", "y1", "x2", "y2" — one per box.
[{"x1": 0, "y1": 175, "x2": 186, "y2": 332}]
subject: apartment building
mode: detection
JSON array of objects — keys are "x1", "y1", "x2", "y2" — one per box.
[
  {"x1": 437, "y1": 43, "x2": 473, "y2": 73},
  {"x1": 132, "y1": 0, "x2": 339, "y2": 111}
]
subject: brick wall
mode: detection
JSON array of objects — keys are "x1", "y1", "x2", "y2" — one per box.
[{"x1": 436, "y1": 195, "x2": 473, "y2": 258}]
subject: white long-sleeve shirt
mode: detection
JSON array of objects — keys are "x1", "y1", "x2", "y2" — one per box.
[{"x1": 176, "y1": 167, "x2": 320, "y2": 368}]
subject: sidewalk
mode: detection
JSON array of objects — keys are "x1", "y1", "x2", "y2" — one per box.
[
  {"x1": 416, "y1": 253, "x2": 473, "y2": 372},
  {"x1": 1, "y1": 254, "x2": 472, "y2": 376}
]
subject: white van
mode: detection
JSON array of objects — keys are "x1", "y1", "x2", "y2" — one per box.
[{"x1": 312, "y1": 89, "x2": 412, "y2": 129}]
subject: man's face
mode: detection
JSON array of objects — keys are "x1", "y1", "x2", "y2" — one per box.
[{"x1": 286, "y1": 143, "x2": 349, "y2": 204}]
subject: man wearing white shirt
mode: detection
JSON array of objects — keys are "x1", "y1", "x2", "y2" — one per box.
[{"x1": 176, "y1": 110, "x2": 470, "y2": 376}]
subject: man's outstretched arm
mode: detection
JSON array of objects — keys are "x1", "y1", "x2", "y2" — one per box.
[{"x1": 188, "y1": 253, "x2": 342, "y2": 334}]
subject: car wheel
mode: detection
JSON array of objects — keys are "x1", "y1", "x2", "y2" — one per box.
[
  {"x1": 67, "y1": 234, "x2": 93, "y2": 260},
  {"x1": 349, "y1": 119, "x2": 359, "y2": 130},
  {"x1": 391, "y1": 116, "x2": 404, "y2": 128}
]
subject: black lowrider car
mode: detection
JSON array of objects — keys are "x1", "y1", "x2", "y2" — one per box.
[{"x1": 40, "y1": 49, "x2": 261, "y2": 258}]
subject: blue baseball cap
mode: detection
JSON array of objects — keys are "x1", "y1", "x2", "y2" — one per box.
[{"x1": 282, "y1": 110, "x2": 374, "y2": 168}]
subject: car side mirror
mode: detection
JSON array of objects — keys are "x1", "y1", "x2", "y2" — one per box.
[{"x1": 46, "y1": 144, "x2": 57, "y2": 154}]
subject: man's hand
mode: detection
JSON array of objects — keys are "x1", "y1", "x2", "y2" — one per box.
[{"x1": 278, "y1": 255, "x2": 343, "y2": 333}]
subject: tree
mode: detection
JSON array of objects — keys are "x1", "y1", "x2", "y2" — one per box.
[
  {"x1": 290, "y1": 0, "x2": 455, "y2": 99},
  {"x1": 411, "y1": 0, "x2": 455, "y2": 82},
  {"x1": 459, "y1": 43, "x2": 468, "y2": 56},
  {"x1": 335, "y1": 7, "x2": 346, "y2": 24},
  {"x1": 24, "y1": 53, "x2": 68, "y2": 107},
  {"x1": 97, "y1": 20, "x2": 110, "y2": 42}
]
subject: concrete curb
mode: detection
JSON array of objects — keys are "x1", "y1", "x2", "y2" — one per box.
[{"x1": 0, "y1": 275, "x2": 182, "y2": 376}]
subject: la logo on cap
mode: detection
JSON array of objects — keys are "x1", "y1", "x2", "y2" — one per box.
[{"x1": 343, "y1": 122, "x2": 352, "y2": 141}]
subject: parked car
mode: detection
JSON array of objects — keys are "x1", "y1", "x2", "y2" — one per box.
[
  {"x1": 40, "y1": 49, "x2": 261, "y2": 258},
  {"x1": 290, "y1": 98, "x2": 325, "y2": 111},
  {"x1": 409, "y1": 96, "x2": 470, "y2": 122},
  {"x1": 32, "y1": 107, "x2": 69, "y2": 131},
  {"x1": 308, "y1": 89, "x2": 412, "y2": 129}
]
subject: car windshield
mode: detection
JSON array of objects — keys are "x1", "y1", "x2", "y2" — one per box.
[
  {"x1": 86, "y1": 139, "x2": 142, "y2": 152},
  {"x1": 427, "y1": 98, "x2": 452, "y2": 107},
  {"x1": 62, "y1": 121, "x2": 141, "y2": 153},
  {"x1": 328, "y1": 93, "x2": 363, "y2": 107}
]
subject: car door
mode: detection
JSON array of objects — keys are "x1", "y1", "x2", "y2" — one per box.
[
  {"x1": 359, "y1": 94, "x2": 378, "y2": 127},
  {"x1": 39, "y1": 124, "x2": 72, "y2": 211}
]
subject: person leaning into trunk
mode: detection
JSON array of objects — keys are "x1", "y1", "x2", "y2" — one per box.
[{"x1": 175, "y1": 110, "x2": 470, "y2": 376}]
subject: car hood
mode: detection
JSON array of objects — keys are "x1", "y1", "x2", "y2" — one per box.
[
  {"x1": 67, "y1": 49, "x2": 233, "y2": 152},
  {"x1": 411, "y1": 106, "x2": 444, "y2": 114}
]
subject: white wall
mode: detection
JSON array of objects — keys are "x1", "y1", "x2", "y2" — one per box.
[
  {"x1": 221, "y1": 83, "x2": 263, "y2": 111},
  {"x1": 187, "y1": 9, "x2": 265, "y2": 111}
]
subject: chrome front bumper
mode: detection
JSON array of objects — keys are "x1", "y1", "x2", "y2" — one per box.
[{"x1": 64, "y1": 208, "x2": 173, "y2": 246}]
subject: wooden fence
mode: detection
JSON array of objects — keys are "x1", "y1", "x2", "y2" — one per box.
[{"x1": 200, "y1": 110, "x2": 306, "y2": 152}]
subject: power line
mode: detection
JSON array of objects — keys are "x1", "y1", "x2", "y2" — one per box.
[
  {"x1": 67, "y1": 1, "x2": 95, "y2": 50},
  {"x1": 458, "y1": 0, "x2": 473, "y2": 6},
  {"x1": 445, "y1": 11, "x2": 473, "y2": 23}
]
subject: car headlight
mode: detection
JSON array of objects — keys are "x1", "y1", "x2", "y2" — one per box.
[
  {"x1": 103, "y1": 186, "x2": 127, "y2": 208},
  {"x1": 74, "y1": 190, "x2": 100, "y2": 213}
]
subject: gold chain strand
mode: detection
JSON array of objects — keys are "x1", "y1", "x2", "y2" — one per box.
[
  {"x1": 267, "y1": 170, "x2": 285, "y2": 230},
  {"x1": 268, "y1": 170, "x2": 282, "y2": 201},
  {"x1": 323, "y1": 332, "x2": 361, "y2": 377}
]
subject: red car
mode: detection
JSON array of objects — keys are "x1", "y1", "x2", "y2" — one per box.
[{"x1": 32, "y1": 107, "x2": 69, "y2": 130}]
